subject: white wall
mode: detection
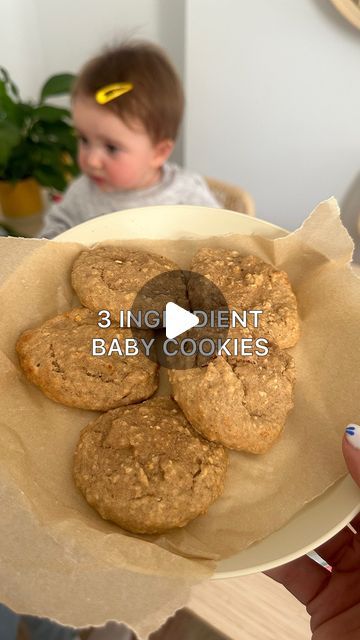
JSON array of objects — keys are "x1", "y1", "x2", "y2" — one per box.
[
  {"x1": 184, "y1": 0, "x2": 360, "y2": 230},
  {"x1": 33, "y1": 0, "x2": 161, "y2": 81},
  {"x1": 0, "y1": 0, "x2": 44, "y2": 100},
  {"x1": 0, "y1": 1, "x2": 163, "y2": 100}
]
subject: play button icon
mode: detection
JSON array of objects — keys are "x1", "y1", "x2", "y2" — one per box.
[
  {"x1": 165, "y1": 302, "x2": 199, "y2": 340},
  {"x1": 130, "y1": 269, "x2": 229, "y2": 369}
]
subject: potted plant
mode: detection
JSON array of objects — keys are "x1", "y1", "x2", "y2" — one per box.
[{"x1": 0, "y1": 66, "x2": 79, "y2": 218}]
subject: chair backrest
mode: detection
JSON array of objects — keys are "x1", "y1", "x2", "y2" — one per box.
[{"x1": 205, "y1": 177, "x2": 255, "y2": 216}]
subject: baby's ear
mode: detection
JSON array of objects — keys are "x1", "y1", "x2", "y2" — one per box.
[{"x1": 152, "y1": 138, "x2": 174, "y2": 167}]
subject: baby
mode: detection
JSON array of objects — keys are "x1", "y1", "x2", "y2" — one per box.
[{"x1": 39, "y1": 40, "x2": 219, "y2": 239}]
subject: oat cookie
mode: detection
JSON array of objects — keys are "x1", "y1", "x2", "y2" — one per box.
[
  {"x1": 16, "y1": 307, "x2": 158, "y2": 411},
  {"x1": 189, "y1": 249, "x2": 300, "y2": 349},
  {"x1": 73, "y1": 396, "x2": 228, "y2": 533},
  {"x1": 71, "y1": 246, "x2": 188, "y2": 321},
  {"x1": 169, "y1": 345, "x2": 295, "y2": 454}
]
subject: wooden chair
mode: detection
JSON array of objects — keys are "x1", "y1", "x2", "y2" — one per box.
[{"x1": 205, "y1": 177, "x2": 255, "y2": 216}]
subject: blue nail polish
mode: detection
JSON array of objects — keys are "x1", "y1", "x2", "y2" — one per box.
[
  {"x1": 346, "y1": 426, "x2": 356, "y2": 436},
  {"x1": 345, "y1": 424, "x2": 360, "y2": 449}
]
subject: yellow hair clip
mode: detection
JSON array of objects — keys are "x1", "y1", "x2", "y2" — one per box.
[{"x1": 95, "y1": 82, "x2": 133, "y2": 105}]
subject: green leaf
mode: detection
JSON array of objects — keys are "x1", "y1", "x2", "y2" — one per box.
[
  {"x1": 33, "y1": 166, "x2": 68, "y2": 191},
  {"x1": 0, "y1": 66, "x2": 20, "y2": 101},
  {"x1": 15, "y1": 102, "x2": 36, "y2": 129},
  {"x1": 40, "y1": 73, "x2": 75, "y2": 102},
  {"x1": 1, "y1": 144, "x2": 32, "y2": 181},
  {"x1": 29, "y1": 120, "x2": 78, "y2": 153},
  {"x1": 0, "y1": 121, "x2": 21, "y2": 167},
  {"x1": 0, "y1": 67, "x2": 79, "y2": 188},
  {"x1": 32, "y1": 105, "x2": 72, "y2": 122},
  {"x1": 0, "y1": 80, "x2": 20, "y2": 124}
]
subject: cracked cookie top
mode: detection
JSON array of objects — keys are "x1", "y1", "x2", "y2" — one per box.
[
  {"x1": 73, "y1": 396, "x2": 228, "y2": 534},
  {"x1": 71, "y1": 246, "x2": 188, "y2": 322},
  {"x1": 189, "y1": 249, "x2": 300, "y2": 349},
  {"x1": 169, "y1": 344, "x2": 296, "y2": 454},
  {"x1": 15, "y1": 307, "x2": 158, "y2": 411}
]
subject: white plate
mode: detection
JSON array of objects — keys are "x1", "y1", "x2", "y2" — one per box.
[
  {"x1": 56, "y1": 205, "x2": 360, "y2": 578},
  {"x1": 55, "y1": 204, "x2": 288, "y2": 243}
]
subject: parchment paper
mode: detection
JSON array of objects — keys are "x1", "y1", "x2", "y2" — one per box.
[{"x1": 1, "y1": 197, "x2": 360, "y2": 636}]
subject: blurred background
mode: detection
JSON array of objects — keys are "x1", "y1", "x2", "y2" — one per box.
[{"x1": 1, "y1": 0, "x2": 359, "y2": 232}]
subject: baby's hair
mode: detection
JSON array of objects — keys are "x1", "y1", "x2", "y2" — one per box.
[{"x1": 72, "y1": 40, "x2": 184, "y2": 144}]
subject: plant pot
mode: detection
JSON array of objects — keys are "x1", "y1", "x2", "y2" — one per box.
[{"x1": 0, "y1": 178, "x2": 44, "y2": 217}]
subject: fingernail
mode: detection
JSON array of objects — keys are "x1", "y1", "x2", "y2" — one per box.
[{"x1": 345, "y1": 424, "x2": 360, "y2": 449}]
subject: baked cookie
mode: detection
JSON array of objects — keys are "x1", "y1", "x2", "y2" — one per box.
[
  {"x1": 73, "y1": 396, "x2": 228, "y2": 533},
  {"x1": 168, "y1": 345, "x2": 295, "y2": 454},
  {"x1": 16, "y1": 307, "x2": 158, "y2": 411},
  {"x1": 71, "y1": 246, "x2": 188, "y2": 322},
  {"x1": 189, "y1": 249, "x2": 300, "y2": 349}
]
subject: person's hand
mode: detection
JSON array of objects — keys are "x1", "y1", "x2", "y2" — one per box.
[{"x1": 265, "y1": 424, "x2": 360, "y2": 640}]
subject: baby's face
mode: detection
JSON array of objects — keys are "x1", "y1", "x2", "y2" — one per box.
[{"x1": 72, "y1": 97, "x2": 172, "y2": 192}]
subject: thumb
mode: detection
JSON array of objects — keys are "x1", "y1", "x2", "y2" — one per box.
[{"x1": 343, "y1": 424, "x2": 360, "y2": 487}]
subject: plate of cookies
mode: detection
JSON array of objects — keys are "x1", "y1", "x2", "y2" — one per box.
[{"x1": 5, "y1": 201, "x2": 360, "y2": 590}]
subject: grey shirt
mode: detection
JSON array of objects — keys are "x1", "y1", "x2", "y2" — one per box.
[{"x1": 39, "y1": 163, "x2": 219, "y2": 239}]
